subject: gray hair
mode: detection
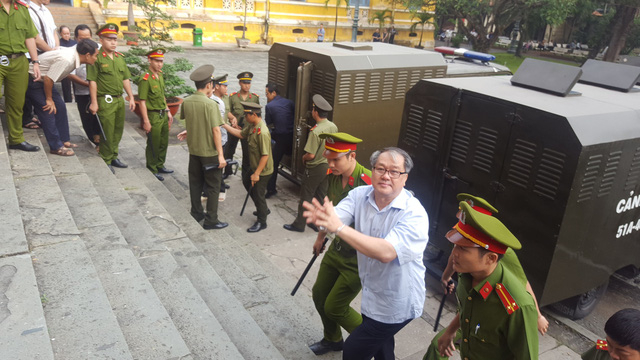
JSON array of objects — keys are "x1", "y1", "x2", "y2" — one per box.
[{"x1": 370, "y1": 147, "x2": 413, "y2": 173}]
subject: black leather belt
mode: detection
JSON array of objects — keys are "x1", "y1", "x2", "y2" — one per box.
[
  {"x1": 147, "y1": 109, "x2": 167, "y2": 113},
  {"x1": 0, "y1": 53, "x2": 24, "y2": 66},
  {"x1": 1, "y1": 53, "x2": 25, "y2": 59}
]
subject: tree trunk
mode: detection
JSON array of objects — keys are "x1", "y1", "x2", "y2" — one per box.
[
  {"x1": 603, "y1": 5, "x2": 639, "y2": 62},
  {"x1": 419, "y1": 25, "x2": 424, "y2": 47},
  {"x1": 333, "y1": 3, "x2": 338, "y2": 42}
]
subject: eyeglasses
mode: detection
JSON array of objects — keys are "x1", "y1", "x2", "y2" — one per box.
[{"x1": 373, "y1": 167, "x2": 407, "y2": 179}]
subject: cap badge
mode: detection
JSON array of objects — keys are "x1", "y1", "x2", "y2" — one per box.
[
  {"x1": 109, "y1": 25, "x2": 115, "y2": 30},
  {"x1": 326, "y1": 137, "x2": 335, "y2": 144}
]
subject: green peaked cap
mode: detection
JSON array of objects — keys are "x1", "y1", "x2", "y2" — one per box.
[
  {"x1": 459, "y1": 201, "x2": 521, "y2": 250},
  {"x1": 319, "y1": 132, "x2": 362, "y2": 144},
  {"x1": 457, "y1": 193, "x2": 499, "y2": 214}
]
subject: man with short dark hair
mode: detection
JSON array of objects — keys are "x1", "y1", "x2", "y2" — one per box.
[
  {"x1": 303, "y1": 147, "x2": 429, "y2": 360},
  {"x1": 177, "y1": 65, "x2": 228, "y2": 230},
  {"x1": 264, "y1": 82, "x2": 294, "y2": 198},
  {"x1": 58, "y1": 25, "x2": 76, "y2": 103},
  {"x1": 25, "y1": 38, "x2": 99, "y2": 156},
  {"x1": 582, "y1": 308, "x2": 640, "y2": 360}
]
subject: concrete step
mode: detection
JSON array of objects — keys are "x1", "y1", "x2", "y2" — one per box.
[
  {"x1": 119, "y1": 120, "x2": 327, "y2": 359},
  {"x1": 63, "y1": 127, "x2": 237, "y2": 359},
  {"x1": 8, "y1": 129, "x2": 133, "y2": 359}
]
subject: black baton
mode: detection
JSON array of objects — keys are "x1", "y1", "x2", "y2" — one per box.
[
  {"x1": 87, "y1": 104, "x2": 107, "y2": 143},
  {"x1": 291, "y1": 236, "x2": 330, "y2": 296},
  {"x1": 434, "y1": 280, "x2": 455, "y2": 331},
  {"x1": 240, "y1": 185, "x2": 253, "y2": 216}
]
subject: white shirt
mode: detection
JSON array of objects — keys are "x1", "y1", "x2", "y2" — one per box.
[
  {"x1": 334, "y1": 185, "x2": 429, "y2": 324},
  {"x1": 210, "y1": 94, "x2": 228, "y2": 146},
  {"x1": 29, "y1": 46, "x2": 80, "y2": 82},
  {"x1": 28, "y1": 2, "x2": 57, "y2": 50}
]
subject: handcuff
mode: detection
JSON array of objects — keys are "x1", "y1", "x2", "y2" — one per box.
[
  {"x1": 104, "y1": 94, "x2": 113, "y2": 103},
  {"x1": 0, "y1": 56, "x2": 9, "y2": 67}
]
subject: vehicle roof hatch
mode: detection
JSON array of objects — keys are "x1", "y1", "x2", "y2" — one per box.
[
  {"x1": 510, "y1": 58, "x2": 582, "y2": 97},
  {"x1": 579, "y1": 59, "x2": 640, "y2": 93}
]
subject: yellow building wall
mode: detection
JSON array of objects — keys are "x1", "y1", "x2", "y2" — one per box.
[{"x1": 101, "y1": 0, "x2": 435, "y2": 47}]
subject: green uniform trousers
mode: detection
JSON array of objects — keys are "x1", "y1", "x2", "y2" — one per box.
[
  {"x1": 189, "y1": 154, "x2": 222, "y2": 226},
  {"x1": 312, "y1": 245, "x2": 362, "y2": 342},
  {"x1": 292, "y1": 163, "x2": 329, "y2": 229},
  {"x1": 423, "y1": 328, "x2": 461, "y2": 360},
  {"x1": 0, "y1": 56, "x2": 29, "y2": 145},
  {"x1": 145, "y1": 111, "x2": 169, "y2": 173},
  {"x1": 250, "y1": 173, "x2": 272, "y2": 224},
  {"x1": 97, "y1": 96, "x2": 125, "y2": 164}
]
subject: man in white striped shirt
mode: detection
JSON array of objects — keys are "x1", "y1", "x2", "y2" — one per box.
[{"x1": 26, "y1": 39, "x2": 99, "y2": 156}]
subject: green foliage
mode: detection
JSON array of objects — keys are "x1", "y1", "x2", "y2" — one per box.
[
  {"x1": 370, "y1": 10, "x2": 392, "y2": 30},
  {"x1": 451, "y1": 32, "x2": 464, "y2": 47},
  {"x1": 409, "y1": 11, "x2": 432, "y2": 48},
  {"x1": 121, "y1": 0, "x2": 194, "y2": 98},
  {"x1": 622, "y1": 17, "x2": 640, "y2": 55}
]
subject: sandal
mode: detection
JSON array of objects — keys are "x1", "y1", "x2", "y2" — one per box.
[
  {"x1": 23, "y1": 121, "x2": 40, "y2": 129},
  {"x1": 63, "y1": 142, "x2": 79, "y2": 148},
  {"x1": 50, "y1": 147, "x2": 75, "y2": 156}
]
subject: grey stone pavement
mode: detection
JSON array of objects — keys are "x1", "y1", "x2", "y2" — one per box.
[{"x1": 127, "y1": 43, "x2": 583, "y2": 359}]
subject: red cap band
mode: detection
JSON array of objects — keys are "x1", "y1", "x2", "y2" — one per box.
[
  {"x1": 454, "y1": 221, "x2": 507, "y2": 255},
  {"x1": 324, "y1": 138, "x2": 357, "y2": 153}
]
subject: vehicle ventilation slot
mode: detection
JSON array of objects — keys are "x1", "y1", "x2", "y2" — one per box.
[
  {"x1": 333, "y1": 42, "x2": 373, "y2": 51},
  {"x1": 579, "y1": 59, "x2": 640, "y2": 92},
  {"x1": 510, "y1": 58, "x2": 582, "y2": 97}
]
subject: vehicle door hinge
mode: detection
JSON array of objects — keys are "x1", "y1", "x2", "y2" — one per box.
[
  {"x1": 507, "y1": 112, "x2": 523, "y2": 124},
  {"x1": 490, "y1": 181, "x2": 506, "y2": 192}
]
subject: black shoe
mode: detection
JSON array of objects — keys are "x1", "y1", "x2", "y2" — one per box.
[
  {"x1": 158, "y1": 167, "x2": 174, "y2": 174},
  {"x1": 265, "y1": 190, "x2": 277, "y2": 199},
  {"x1": 309, "y1": 339, "x2": 343, "y2": 355},
  {"x1": 203, "y1": 222, "x2": 228, "y2": 230},
  {"x1": 224, "y1": 183, "x2": 230, "y2": 189},
  {"x1": 108, "y1": 165, "x2": 115, "y2": 174},
  {"x1": 253, "y1": 209, "x2": 271, "y2": 216},
  {"x1": 222, "y1": 173, "x2": 230, "y2": 180},
  {"x1": 111, "y1": 159, "x2": 128, "y2": 168},
  {"x1": 307, "y1": 223, "x2": 319, "y2": 232},
  {"x1": 154, "y1": 173, "x2": 164, "y2": 181},
  {"x1": 283, "y1": 224, "x2": 304, "y2": 232},
  {"x1": 247, "y1": 222, "x2": 267, "y2": 233},
  {"x1": 8, "y1": 141, "x2": 40, "y2": 152}
]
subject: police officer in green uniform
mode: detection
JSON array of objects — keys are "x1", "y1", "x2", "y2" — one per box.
[
  {"x1": 223, "y1": 101, "x2": 273, "y2": 232},
  {"x1": 87, "y1": 23, "x2": 135, "y2": 173},
  {"x1": 440, "y1": 193, "x2": 550, "y2": 336},
  {"x1": 284, "y1": 94, "x2": 338, "y2": 232},
  {"x1": 138, "y1": 47, "x2": 174, "y2": 181},
  {"x1": 177, "y1": 64, "x2": 228, "y2": 230},
  {"x1": 1, "y1": 0, "x2": 41, "y2": 152},
  {"x1": 581, "y1": 308, "x2": 640, "y2": 360},
  {"x1": 226, "y1": 71, "x2": 260, "y2": 187},
  {"x1": 424, "y1": 201, "x2": 539, "y2": 360},
  {"x1": 308, "y1": 132, "x2": 372, "y2": 355}
]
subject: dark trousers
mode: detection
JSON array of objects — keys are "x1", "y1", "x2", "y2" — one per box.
[
  {"x1": 292, "y1": 163, "x2": 329, "y2": 229},
  {"x1": 189, "y1": 154, "x2": 222, "y2": 226},
  {"x1": 342, "y1": 315, "x2": 412, "y2": 360},
  {"x1": 61, "y1": 78, "x2": 73, "y2": 103},
  {"x1": 250, "y1": 173, "x2": 272, "y2": 224},
  {"x1": 26, "y1": 80, "x2": 69, "y2": 151},
  {"x1": 22, "y1": 92, "x2": 35, "y2": 126},
  {"x1": 267, "y1": 132, "x2": 293, "y2": 193},
  {"x1": 76, "y1": 94, "x2": 100, "y2": 145}
]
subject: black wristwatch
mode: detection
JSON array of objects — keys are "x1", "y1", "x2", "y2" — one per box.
[{"x1": 31, "y1": 60, "x2": 40, "y2": 64}]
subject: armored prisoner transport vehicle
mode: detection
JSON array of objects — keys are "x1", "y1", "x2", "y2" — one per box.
[
  {"x1": 398, "y1": 58, "x2": 640, "y2": 319},
  {"x1": 267, "y1": 42, "x2": 447, "y2": 182}
]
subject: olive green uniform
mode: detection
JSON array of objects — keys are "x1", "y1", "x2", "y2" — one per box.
[
  {"x1": 291, "y1": 119, "x2": 338, "y2": 229},
  {"x1": 424, "y1": 262, "x2": 539, "y2": 360},
  {"x1": 581, "y1": 344, "x2": 611, "y2": 360},
  {"x1": 0, "y1": 0, "x2": 38, "y2": 146},
  {"x1": 227, "y1": 91, "x2": 260, "y2": 184},
  {"x1": 86, "y1": 50, "x2": 131, "y2": 164},
  {"x1": 179, "y1": 92, "x2": 224, "y2": 226},
  {"x1": 312, "y1": 162, "x2": 371, "y2": 342},
  {"x1": 240, "y1": 118, "x2": 273, "y2": 224},
  {"x1": 138, "y1": 70, "x2": 168, "y2": 174}
]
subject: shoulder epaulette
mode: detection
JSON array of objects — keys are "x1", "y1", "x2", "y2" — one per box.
[
  {"x1": 596, "y1": 339, "x2": 608, "y2": 351},
  {"x1": 143, "y1": 73, "x2": 149, "y2": 81},
  {"x1": 360, "y1": 173, "x2": 371, "y2": 185},
  {"x1": 116, "y1": 52, "x2": 124, "y2": 57},
  {"x1": 252, "y1": 92, "x2": 259, "y2": 97},
  {"x1": 231, "y1": 92, "x2": 237, "y2": 96},
  {"x1": 327, "y1": 168, "x2": 333, "y2": 175},
  {"x1": 310, "y1": 125, "x2": 317, "y2": 131},
  {"x1": 257, "y1": 127, "x2": 261, "y2": 135},
  {"x1": 15, "y1": 0, "x2": 28, "y2": 8},
  {"x1": 495, "y1": 283, "x2": 519, "y2": 315}
]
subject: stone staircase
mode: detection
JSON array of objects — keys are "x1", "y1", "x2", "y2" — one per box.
[
  {"x1": 0, "y1": 105, "x2": 338, "y2": 359},
  {"x1": 47, "y1": 3, "x2": 99, "y2": 38}
]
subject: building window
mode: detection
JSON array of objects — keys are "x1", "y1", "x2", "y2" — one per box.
[
  {"x1": 234, "y1": 25, "x2": 247, "y2": 31},
  {"x1": 181, "y1": 23, "x2": 196, "y2": 29},
  {"x1": 348, "y1": 0, "x2": 369, "y2": 7},
  {"x1": 194, "y1": 0, "x2": 203, "y2": 8},
  {"x1": 234, "y1": 0, "x2": 243, "y2": 10},
  {"x1": 181, "y1": 0, "x2": 190, "y2": 8},
  {"x1": 409, "y1": 32, "x2": 417, "y2": 37},
  {"x1": 223, "y1": 0, "x2": 231, "y2": 10},
  {"x1": 292, "y1": 28, "x2": 304, "y2": 34}
]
